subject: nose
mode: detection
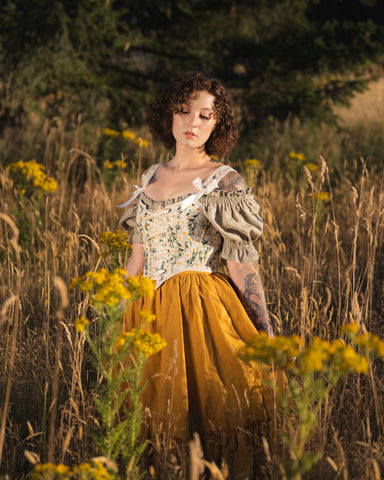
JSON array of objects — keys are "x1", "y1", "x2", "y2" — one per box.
[{"x1": 188, "y1": 112, "x2": 199, "y2": 127}]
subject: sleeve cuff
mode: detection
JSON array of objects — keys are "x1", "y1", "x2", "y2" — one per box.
[{"x1": 221, "y1": 239, "x2": 259, "y2": 263}]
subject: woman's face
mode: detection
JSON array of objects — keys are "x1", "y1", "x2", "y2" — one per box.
[{"x1": 172, "y1": 90, "x2": 216, "y2": 150}]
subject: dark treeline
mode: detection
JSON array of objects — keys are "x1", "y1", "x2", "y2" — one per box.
[{"x1": 1, "y1": 0, "x2": 384, "y2": 133}]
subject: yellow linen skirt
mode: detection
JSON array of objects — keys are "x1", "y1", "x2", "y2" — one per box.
[{"x1": 122, "y1": 271, "x2": 283, "y2": 466}]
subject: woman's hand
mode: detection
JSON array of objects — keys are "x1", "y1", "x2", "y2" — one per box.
[{"x1": 227, "y1": 260, "x2": 274, "y2": 337}]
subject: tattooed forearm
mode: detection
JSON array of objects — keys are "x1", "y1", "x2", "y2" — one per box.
[
  {"x1": 241, "y1": 272, "x2": 274, "y2": 336},
  {"x1": 228, "y1": 261, "x2": 274, "y2": 336}
]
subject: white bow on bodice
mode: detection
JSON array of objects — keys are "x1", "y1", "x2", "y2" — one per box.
[{"x1": 181, "y1": 177, "x2": 219, "y2": 211}]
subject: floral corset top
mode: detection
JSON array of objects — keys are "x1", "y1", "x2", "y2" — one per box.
[{"x1": 119, "y1": 164, "x2": 264, "y2": 289}]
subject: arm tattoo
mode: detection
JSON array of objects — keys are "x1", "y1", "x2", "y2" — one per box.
[
  {"x1": 241, "y1": 271, "x2": 274, "y2": 336},
  {"x1": 218, "y1": 171, "x2": 248, "y2": 192}
]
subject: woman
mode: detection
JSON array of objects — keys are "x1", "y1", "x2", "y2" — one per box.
[{"x1": 119, "y1": 72, "x2": 281, "y2": 477}]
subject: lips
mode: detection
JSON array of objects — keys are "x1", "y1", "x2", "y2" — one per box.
[{"x1": 184, "y1": 131, "x2": 197, "y2": 137}]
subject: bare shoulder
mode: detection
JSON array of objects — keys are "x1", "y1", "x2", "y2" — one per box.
[
  {"x1": 218, "y1": 170, "x2": 248, "y2": 192},
  {"x1": 143, "y1": 163, "x2": 161, "y2": 184}
]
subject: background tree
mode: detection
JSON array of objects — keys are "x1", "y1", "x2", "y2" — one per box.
[{"x1": 1, "y1": 0, "x2": 384, "y2": 135}]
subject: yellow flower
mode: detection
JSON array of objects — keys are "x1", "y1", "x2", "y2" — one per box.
[
  {"x1": 341, "y1": 322, "x2": 360, "y2": 336},
  {"x1": 289, "y1": 151, "x2": 305, "y2": 162},
  {"x1": 43, "y1": 177, "x2": 57, "y2": 192},
  {"x1": 354, "y1": 333, "x2": 384, "y2": 357},
  {"x1": 241, "y1": 333, "x2": 372, "y2": 376},
  {"x1": 134, "y1": 137, "x2": 149, "y2": 148},
  {"x1": 30, "y1": 463, "x2": 71, "y2": 479},
  {"x1": 73, "y1": 460, "x2": 113, "y2": 480},
  {"x1": 115, "y1": 159, "x2": 127, "y2": 169},
  {"x1": 103, "y1": 128, "x2": 120, "y2": 138},
  {"x1": 299, "y1": 338, "x2": 331, "y2": 373},
  {"x1": 139, "y1": 309, "x2": 156, "y2": 323},
  {"x1": 244, "y1": 158, "x2": 259, "y2": 167},
  {"x1": 239, "y1": 333, "x2": 302, "y2": 369},
  {"x1": 309, "y1": 191, "x2": 330, "y2": 202},
  {"x1": 115, "y1": 328, "x2": 166, "y2": 357},
  {"x1": 71, "y1": 270, "x2": 155, "y2": 306},
  {"x1": 122, "y1": 129, "x2": 136, "y2": 140},
  {"x1": 126, "y1": 275, "x2": 154, "y2": 299},
  {"x1": 71, "y1": 268, "x2": 131, "y2": 306},
  {"x1": 100, "y1": 230, "x2": 130, "y2": 253},
  {"x1": 305, "y1": 162, "x2": 319, "y2": 172},
  {"x1": 130, "y1": 329, "x2": 166, "y2": 357},
  {"x1": 74, "y1": 316, "x2": 90, "y2": 333},
  {"x1": 103, "y1": 160, "x2": 114, "y2": 170},
  {"x1": 7, "y1": 160, "x2": 58, "y2": 195}
]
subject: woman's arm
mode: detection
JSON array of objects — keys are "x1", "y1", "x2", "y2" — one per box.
[
  {"x1": 227, "y1": 260, "x2": 274, "y2": 337},
  {"x1": 126, "y1": 243, "x2": 145, "y2": 276}
]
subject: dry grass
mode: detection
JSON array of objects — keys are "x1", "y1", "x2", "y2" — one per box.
[{"x1": 0, "y1": 95, "x2": 384, "y2": 479}]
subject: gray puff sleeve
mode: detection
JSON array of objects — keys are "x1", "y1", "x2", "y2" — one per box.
[
  {"x1": 118, "y1": 202, "x2": 142, "y2": 243},
  {"x1": 199, "y1": 189, "x2": 263, "y2": 263}
]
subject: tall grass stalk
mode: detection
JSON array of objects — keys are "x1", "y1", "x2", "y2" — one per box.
[
  {"x1": 1, "y1": 110, "x2": 384, "y2": 477},
  {"x1": 0, "y1": 214, "x2": 22, "y2": 466}
]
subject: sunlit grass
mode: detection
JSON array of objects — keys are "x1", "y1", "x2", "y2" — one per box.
[{"x1": 0, "y1": 109, "x2": 384, "y2": 478}]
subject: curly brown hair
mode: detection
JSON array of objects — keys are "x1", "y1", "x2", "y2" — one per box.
[{"x1": 146, "y1": 72, "x2": 239, "y2": 157}]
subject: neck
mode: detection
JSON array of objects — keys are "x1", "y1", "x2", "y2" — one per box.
[{"x1": 170, "y1": 145, "x2": 212, "y2": 171}]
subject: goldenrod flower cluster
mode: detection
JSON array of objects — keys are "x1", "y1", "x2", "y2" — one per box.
[
  {"x1": 102, "y1": 128, "x2": 120, "y2": 138},
  {"x1": 289, "y1": 151, "x2": 319, "y2": 172},
  {"x1": 240, "y1": 333, "x2": 302, "y2": 369},
  {"x1": 341, "y1": 322, "x2": 384, "y2": 357},
  {"x1": 103, "y1": 159, "x2": 128, "y2": 170},
  {"x1": 125, "y1": 275, "x2": 154, "y2": 299},
  {"x1": 304, "y1": 162, "x2": 319, "y2": 172},
  {"x1": 74, "y1": 316, "x2": 90, "y2": 333},
  {"x1": 71, "y1": 268, "x2": 132, "y2": 306},
  {"x1": 73, "y1": 460, "x2": 112, "y2": 480},
  {"x1": 341, "y1": 322, "x2": 360, "y2": 335},
  {"x1": 71, "y1": 269, "x2": 154, "y2": 306},
  {"x1": 134, "y1": 137, "x2": 149, "y2": 148},
  {"x1": 116, "y1": 329, "x2": 166, "y2": 358},
  {"x1": 7, "y1": 160, "x2": 58, "y2": 195},
  {"x1": 354, "y1": 334, "x2": 384, "y2": 356},
  {"x1": 100, "y1": 230, "x2": 131, "y2": 255},
  {"x1": 139, "y1": 308, "x2": 156, "y2": 323},
  {"x1": 29, "y1": 462, "x2": 71, "y2": 479},
  {"x1": 299, "y1": 338, "x2": 368, "y2": 375},
  {"x1": 102, "y1": 128, "x2": 149, "y2": 148},
  {"x1": 122, "y1": 130, "x2": 135, "y2": 140},
  {"x1": 309, "y1": 191, "x2": 330, "y2": 202},
  {"x1": 240, "y1": 326, "x2": 384, "y2": 376},
  {"x1": 244, "y1": 158, "x2": 259, "y2": 168},
  {"x1": 30, "y1": 460, "x2": 112, "y2": 480},
  {"x1": 289, "y1": 151, "x2": 305, "y2": 162}
]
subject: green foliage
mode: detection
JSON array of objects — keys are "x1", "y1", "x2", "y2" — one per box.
[
  {"x1": 239, "y1": 325, "x2": 384, "y2": 479},
  {"x1": 4, "y1": 160, "x2": 58, "y2": 248},
  {"x1": 70, "y1": 270, "x2": 164, "y2": 477},
  {"x1": 1, "y1": 0, "x2": 384, "y2": 133}
]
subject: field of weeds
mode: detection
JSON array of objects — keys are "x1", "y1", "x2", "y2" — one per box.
[{"x1": 1, "y1": 81, "x2": 384, "y2": 479}]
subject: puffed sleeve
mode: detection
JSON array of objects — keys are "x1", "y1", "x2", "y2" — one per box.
[
  {"x1": 198, "y1": 188, "x2": 263, "y2": 263},
  {"x1": 118, "y1": 201, "x2": 142, "y2": 243}
]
